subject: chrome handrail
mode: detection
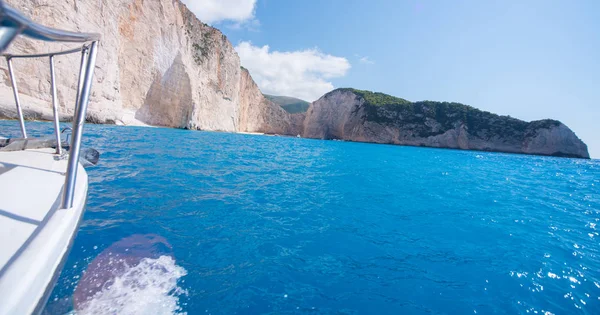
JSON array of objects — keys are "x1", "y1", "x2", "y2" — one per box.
[
  {"x1": 5, "y1": 55, "x2": 26, "y2": 137},
  {"x1": 49, "y1": 54, "x2": 62, "y2": 155},
  {"x1": 0, "y1": 2, "x2": 100, "y2": 51},
  {"x1": 62, "y1": 41, "x2": 98, "y2": 209},
  {"x1": 4, "y1": 46, "x2": 84, "y2": 59},
  {"x1": 3, "y1": 47, "x2": 89, "y2": 146},
  {"x1": 0, "y1": 1, "x2": 101, "y2": 209}
]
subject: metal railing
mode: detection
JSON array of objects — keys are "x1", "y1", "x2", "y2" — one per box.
[{"x1": 0, "y1": 1, "x2": 101, "y2": 209}]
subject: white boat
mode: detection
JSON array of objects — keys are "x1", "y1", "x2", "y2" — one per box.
[{"x1": 0, "y1": 2, "x2": 100, "y2": 314}]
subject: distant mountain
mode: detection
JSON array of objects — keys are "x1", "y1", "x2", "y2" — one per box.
[{"x1": 264, "y1": 94, "x2": 310, "y2": 114}]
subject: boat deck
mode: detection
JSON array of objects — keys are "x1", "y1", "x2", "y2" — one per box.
[
  {"x1": 0, "y1": 149, "x2": 65, "y2": 270},
  {"x1": 0, "y1": 148, "x2": 88, "y2": 314}
]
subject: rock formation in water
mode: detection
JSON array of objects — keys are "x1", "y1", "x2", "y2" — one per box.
[
  {"x1": 0, "y1": 0, "x2": 289, "y2": 134},
  {"x1": 302, "y1": 89, "x2": 590, "y2": 158}
]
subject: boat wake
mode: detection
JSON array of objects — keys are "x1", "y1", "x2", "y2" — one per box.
[{"x1": 77, "y1": 256, "x2": 187, "y2": 315}]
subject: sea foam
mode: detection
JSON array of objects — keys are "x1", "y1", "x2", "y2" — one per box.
[{"x1": 78, "y1": 256, "x2": 187, "y2": 315}]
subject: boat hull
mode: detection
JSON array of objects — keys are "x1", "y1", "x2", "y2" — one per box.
[{"x1": 0, "y1": 148, "x2": 88, "y2": 314}]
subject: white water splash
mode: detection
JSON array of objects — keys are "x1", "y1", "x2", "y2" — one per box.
[{"x1": 78, "y1": 256, "x2": 187, "y2": 315}]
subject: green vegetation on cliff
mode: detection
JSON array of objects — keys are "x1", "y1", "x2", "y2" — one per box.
[
  {"x1": 338, "y1": 88, "x2": 411, "y2": 107},
  {"x1": 333, "y1": 88, "x2": 561, "y2": 139},
  {"x1": 264, "y1": 94, "x2": 310, "y2": 114}
]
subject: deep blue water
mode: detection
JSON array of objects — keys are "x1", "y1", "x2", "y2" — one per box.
[{"x1": 2, "y1": 120, "x2": 599, "y2": 314}]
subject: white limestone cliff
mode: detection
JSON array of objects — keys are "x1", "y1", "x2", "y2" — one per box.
[
  {"x1": 0, "y1": 0, "x2": 287, "y2": 133},
  {"x1": 0, "y1": 1, "x2": 589, "y2": 158}
]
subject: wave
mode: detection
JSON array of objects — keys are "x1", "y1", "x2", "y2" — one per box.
[{"x1": 77, "y1": 256, "x2": 187, "y2": 315}]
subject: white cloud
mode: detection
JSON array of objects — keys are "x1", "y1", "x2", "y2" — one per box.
[
  {"x1": 180, "y1": 0, "x2": 257, "y2": 24},
  {"x1": 355, "y1": 54, "x2": 375, "y2": 65},
  {"x1": 359, "y1": 56, "x2": 375, "y2": 65},
  {"x1": 235, "y1": 41, "x2": 351, "y2": 101}
]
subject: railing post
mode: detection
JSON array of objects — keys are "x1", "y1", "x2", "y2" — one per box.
[
  {"x1": 49, "y1": 55, "x2": 62, "y2": 154},
  {"x1": 61, "y1": 41, "x2": 98, "y2": 209},
  {"x1": 72, "y1": 46, "x2": 89, "y2": 121},
  {"x1": 6, "y1": 56, "x2": 27, "y2": 138}
]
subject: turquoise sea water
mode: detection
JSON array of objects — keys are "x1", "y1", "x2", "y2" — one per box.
[{"x1": 1, "y1": 121, "x2": 599, "y2": 314}]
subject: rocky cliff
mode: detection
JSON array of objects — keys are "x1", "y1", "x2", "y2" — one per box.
[
  {"x1": 237, "y1": 68, "x2": 301, "y2": 134},
  {"x1": 303, "y1": 89, "x2": 590, "y2": 158},
  {"x1": 0, "y1": 1, "x2": 588, "y2": 158},
  {"x1": 0, "y1": 0, "x2": 289, "y2": 133}
]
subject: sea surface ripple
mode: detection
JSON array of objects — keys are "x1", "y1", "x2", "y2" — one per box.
[{"x1": 1, "y1": 121, "x2": 598, "y2": 314}]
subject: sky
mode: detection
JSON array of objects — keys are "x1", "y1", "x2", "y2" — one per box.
[{"x1": 181, "y1": 0, "x2": 600, "y2": 158}]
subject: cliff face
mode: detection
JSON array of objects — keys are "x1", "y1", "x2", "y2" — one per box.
[
  {"x1": 0, "y1": 2, "x2": 588, "y2": 158},
  {"x1": 0, "y1": 0, "x2": 290, "y2": 133},
  {"x1": 303, "y1": 89, "x2": 590, "y2": 158},
  {"x1": 237, "y1": 68, "x2": 297, "y2": 134}
]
